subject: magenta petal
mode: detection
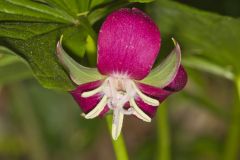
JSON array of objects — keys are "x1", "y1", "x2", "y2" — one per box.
[
  {"x1": 70, "y1": 80, "x2": 109, "y2": 115},
  {"x1": 99, "y1": 106, "x2": 110, "y2": 117},
  {"x1": 136, "y1": 66, "x2": 187, "y2": 116},
  {"x1": 97, "y1": 8, "x2": 161, "y2": 80},
  {"x1": 165, "y1": 65, "x2": 188, "y2": 91},
  {"x1": 135, "y1": 97, "x2": 157, "y2": 118},
  {"x1": 138, "y1": 65, "x2": 187, "y2": 99},
  {"x1": 138, "y1": 84, "x2": 172, "y2": 102}
]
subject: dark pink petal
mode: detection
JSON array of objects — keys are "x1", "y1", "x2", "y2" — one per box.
[
  {"x1": 97, "y1": 8, "x2": 161, "y2": 80},
  {"x1": 136, "y1": 66, "x2": 187, "y2": 116},
  {"x1": 99, "y1": 106, "x2": 110, "y2": 117},
  {"x1": 135, "y1": 97, "x2": 157, "y2": 118},
  {"x1": 70, "y1": 80, "x2": 109, "y2": 116},
  {"x1": 137, "y1": 84, "x2": 172, "y2": 102},
  {"x1": 165, "y1": 65, "x2": 188, "y2": 91}
]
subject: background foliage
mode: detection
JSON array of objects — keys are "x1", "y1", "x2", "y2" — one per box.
[{"x1": 0, "y1": 0, "x2": 240, "y2": 160}]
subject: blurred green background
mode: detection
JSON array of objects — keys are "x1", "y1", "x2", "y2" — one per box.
[{"x1": 0, "y1": 0, "x2": 240, "y2": 160}]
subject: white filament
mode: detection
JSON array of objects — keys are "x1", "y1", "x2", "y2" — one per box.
[
  {"x1": 85, "y1": 95, "x2": 108, "y2": 119},
  {"x1": 81, "y1": 75, "x2": 159, "y2": 140},
  {"x1": 131, "y1": 81, "x2": 159, "y2": 106},
  {"x1": 129, "y1": 98, "x2": 151, "y2": 122},
  {"x1": 81, "y1": 85, "x2": 104, "y2": 98}
]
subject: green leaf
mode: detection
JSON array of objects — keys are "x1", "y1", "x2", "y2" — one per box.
[
  {"x1": 76, "y1": 0, "x2": 90, "y2": 12},
  {"x1": 0, "y1": 0, "x2": 76, "y2": 23},
  {"x1": 62, "y1": 0, "x2": 80, "y2": 13},
  {"x1": 56, "y1": 38, "x2": 103, "y2": 85},
  {"x1": 0, "y1": 54, "x2": 32, "y2": 85},
  {"x1": 44, "y1": 0, "x2": 90, "y2": 14},
  {"x1": 38, "y1": 0, "x2": 76, "y2": 16},
  {"x1": 148, "y1": 0, "x2": 240, "y2": 77},
  {"x1": 182, "y1": 56, "x2": 234, "y2": 80},
  {"x1": 0, "y1": 45, "x2": 16, "y2": 55},
  {"x1": 90, "y1": 0, "x2": 111, "y2": 9},
  {"x1": 88, "y1": 1, "x2": 130, "y2": 25},
  {"x1": 141, "y1": 39, "x2": 181, "y2": 88},
  {"x1": 0, "y1": 48, "x2": 33, "y2": 85},
  {"x1": 0, "y1": 0, "x2": 98, "y2": 90},
  {"x1": 0, "y1": 19, "x2": 80, "y2": 90},
  {"x1": 1, "y1": 25, "x2": 75, "y2": 90},
  {"x1": 129, "y1": 0, "x2": 154, "y2": 3},
  {"x1": 0, "y1": 53, "x2": 21, "y2": 66},
  {"x1": 0, "y1": 22, "x2": 66, "y2": 40},
  {"x1": 62, "y1": 26, "x2": 88, "y2": 58},
  {"x1": 85, "y1": 35, "x2": 97, "y2": 66},
  {"x1": 77, "y1": 16, "x2": 97, "y2": 41}
]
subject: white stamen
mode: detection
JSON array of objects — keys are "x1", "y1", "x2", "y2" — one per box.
[
  {"x1": 131, "y1": 81, "x2": 159, "y2": 106},
  {"x1": 80, "y1": 75, "x2": 159, "y2": 140},
  {"x1": 129, "y1": 98, "x2": 151, "y2": 122},
  {"x1": 85, "y1": 95, "x2": 108, "y2": 119},
  {"x1": 132, "y1": 110, "x2": 150, "y2": 122},
  {"x1": 81, "y1": 85, "x2": 103, "y2": 98}
]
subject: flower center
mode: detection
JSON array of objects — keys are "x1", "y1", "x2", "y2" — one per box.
[{"x1": 81, "y1": 75, "x2": 159, "y2": 140}]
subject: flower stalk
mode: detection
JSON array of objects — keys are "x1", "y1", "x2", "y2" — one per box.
[
  {"x1": 224, "y1": 75, "x2": 240, "y2": 160},
  {"x1": 157, "y1": 102, "x2": 171, "y2": 160},
  {"x1": 106, "y1": 115, "x2": 129, "y2": 160}
]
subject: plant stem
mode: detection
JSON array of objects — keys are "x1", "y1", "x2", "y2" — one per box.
[
  {"x1": 106, "y1": 115, "x2": 129, "y2": 160},
  {"x1": 224, "y1": 75, "x2": 240, "y2": 160},
  {"x1": 157, "y1": 102, "x2": 171, "y2": 160}
]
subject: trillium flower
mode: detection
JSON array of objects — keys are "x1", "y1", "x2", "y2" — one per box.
[{"x1": 56, "y1": 8, "x2": 187, "y2": 140}]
